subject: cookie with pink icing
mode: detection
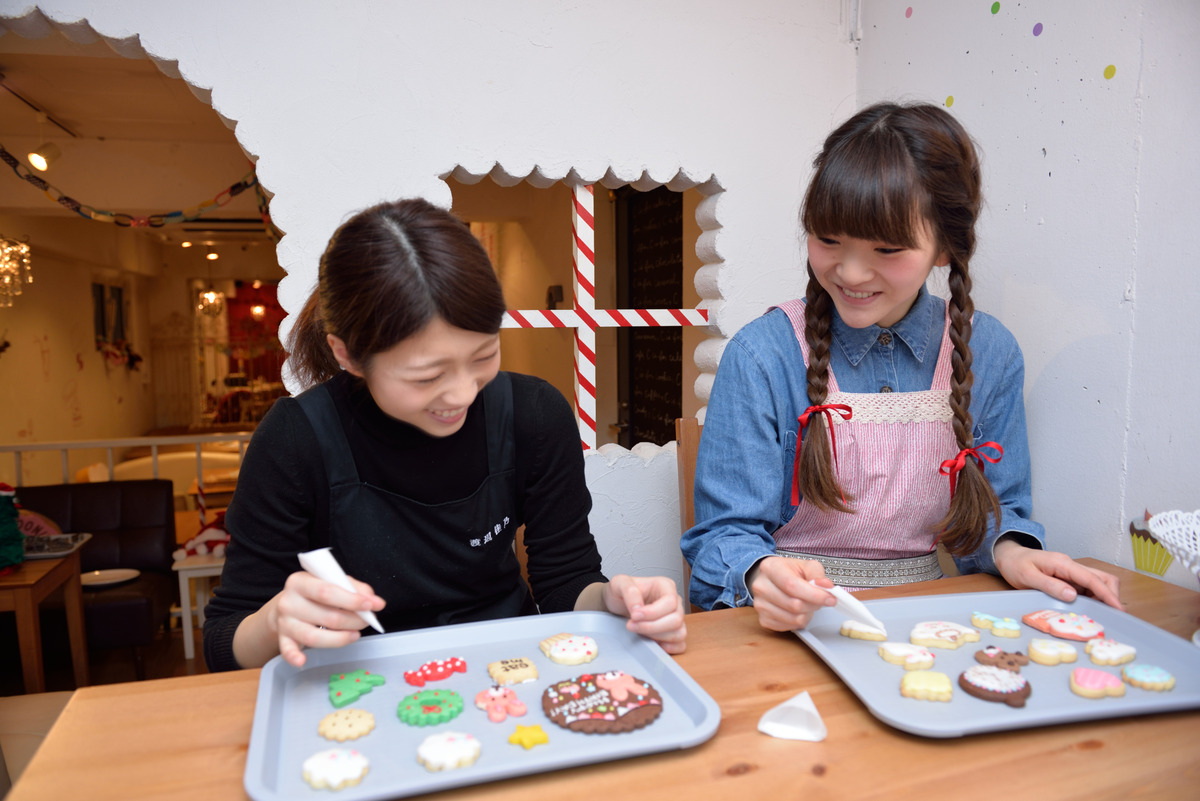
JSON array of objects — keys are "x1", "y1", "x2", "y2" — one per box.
[
  {"x1": 1021, "y1": 609, "x2": 1104, "y2": 642},
  {"x1": 1085, "y1": 637, "x2": 1136, "y2": 666},
  {"x1": 959, "y1": 664, "x2": 1032, "y2": 707},
  {"x1": 878, "y1": 642, "x2": 935, "y2": 670},
  {"x1": 541, "y1": 671, "x2": 663, "y2": 733},
  {"x1": 302, "y1": 747, "x2": 369, "y2": 790},
  {"x1": 1069, "y1": 667, "x2": 1126, "y2": 699},
  {"x1": 474, "y1": 686, "x2": 527, "y2": 723},
  {"x1": 909, "y1": 621, "x2": 981, "y2": 649}
]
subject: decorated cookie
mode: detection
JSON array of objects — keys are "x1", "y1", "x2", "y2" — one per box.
[
  {"x1": 398, "y1": 689, "x2": 464, "y2": 727},
  {"x1": 475, "y1": 686, "x2": 527, "y2": 723},
  {"x1": 959, "y1": 664, "x2": 1032, "y2": 708},
  {"x1": 542, "y1": 671, "x2": 663, "y2": 734},
  {"x1": 900, "y1": 670, "x2": 952, "y2": 702},
  {"x1": 1122, "y1": 664, "x2": 1175, "y2": 692},
  {"x1": 909, "y1": 621, "x2": 980, "y2": 649},
  {"x1": 1085, "y1": 637, "x2": 1136, "y2": 666},
  {"x1": 487, "y1": 657, "x2": 538, "y2": 685},
  {"x1": 974, "y1": 645, "x2": 1029, "y2": 673},
  {"x1": 404, "y1": 657, "x2": 467, "y2": 686},
  {"x1": 971, "y1": 612, "x2": 1021, "y2": 638},
  {"x1": 318, "y1": 708, "x2": 376, "y2": 742},
  {"x1": 328, "y1": 669, "x2": 385, "y2": 708},
  {"x1": 840, "y1": 619, "x2": 887, "y2": 641},
  {"x1": 539, "y1": 633, "x2": 599, "y2": 665},
  {"x1": 1028, "y1": 638, "x2": 1079, "y2": 666},
  {"x1": 1069, "y1": 667, "x2": 1126, "y2": 699},
  {"x1": 302, "y1": 747, "x2": 369, "y2": 790},
  {"x1": 878, "y1": 642, "x2": 935, "y2": 670},
  {"x1": 1022, "y1": 610, "x2": 1103, "y2": 641},
  {"x1": 508, "y1": 724, "x2": 550, "y2": 750},
  {"x1": 416, "y1": 731, "x2": 481, "y2": 772}
]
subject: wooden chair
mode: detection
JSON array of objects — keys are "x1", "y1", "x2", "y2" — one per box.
[{"x1": 674, "y1": 417, "x2": 703, "y2": 610}]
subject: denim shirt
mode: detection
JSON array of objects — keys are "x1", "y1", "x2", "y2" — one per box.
[{"x1": 681, "y1": 286, "x2": 1044, "y2": 610}]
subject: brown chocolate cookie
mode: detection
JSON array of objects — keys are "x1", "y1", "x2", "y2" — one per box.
[
  {"x1": 959, "y1": 664, "x2": 1032, "y2": 708},
  {"x1": 541, "y1": 671, "x2": 663, "y2": 734}
]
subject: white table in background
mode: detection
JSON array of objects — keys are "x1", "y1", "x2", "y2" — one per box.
[{"x1": 171, "y1": 553, "x2": 225, "y2": 660}]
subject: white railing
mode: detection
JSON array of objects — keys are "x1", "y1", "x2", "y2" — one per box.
[{"x1": 0, "y1": 432, "x2": 254, "y2": 489}]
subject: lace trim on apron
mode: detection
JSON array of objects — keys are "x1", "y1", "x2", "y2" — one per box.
[
  {"x1": 825, "y1": 390, "x2": 954, "y2": 425},
  {"x1": 776, "y1": 549, "x2": 943, "y2": 587}
]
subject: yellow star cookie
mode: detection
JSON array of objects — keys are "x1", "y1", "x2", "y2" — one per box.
[{"x1": 508, "y1": 724, "x2": 549, "y2": 750}]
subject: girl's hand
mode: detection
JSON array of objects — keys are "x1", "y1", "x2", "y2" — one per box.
[
  {"x1": 993, "y1": 539, "x2": 1123, "y2": 610},
  {"x1": 746, "y1": 556, "x2": 837, "y2": 632},
  {"x1": 266, "y1": 570, "x2": 387, "y2": 667},
  {"x1": 601, "y1": 574, "x2": 688, "y2": 654}
]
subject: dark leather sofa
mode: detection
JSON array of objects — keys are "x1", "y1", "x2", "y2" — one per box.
[{"x1": 15, "y1": 479, "x2": 177, "y2": 680}]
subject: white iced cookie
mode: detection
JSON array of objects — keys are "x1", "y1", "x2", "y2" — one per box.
[
  {"x1": 1085, "y1": 637, "x2": 1136, "y2": 666},
  {"x1": 417, "y1": 731, "x2": 481, "y2": 772},
  {"x1": 909, "y1": 621, "x2": 980, "y2": 649},
  {"x1": 539, "y1": 632, "x2": 599, "y2": 665},
  {"x1": 1028, "y1": 638, "x2": 1078, "y2": 666},
  {"x1": 839, "y1": 619, "x2": 887, "y2": 641},
  {"x1": 878, "y1": 642, "x2": 935, "y2": 670},
  {"x1": 302, "y1": 747, "x2": 369, "y2": 790}
]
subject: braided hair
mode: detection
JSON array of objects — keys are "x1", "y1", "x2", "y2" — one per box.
[{"x1": 796, "y1": 102, "x2": 1000, "y2": 555}]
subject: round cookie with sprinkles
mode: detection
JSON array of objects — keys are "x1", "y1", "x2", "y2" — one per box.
[
  {"x1": 302, "y1": 747, "x2": 369, "y2": 790},
  {"x1": 318, "y1": 708, "x2": 375, "y2": 742},
  {"x1": 542, "y1": 670, "x2": 663, "y2": 734},
  {"x1": 398, "y1": 689, "x2": 464, "y2": 727},
  {"x1": 1122, "y1": 664, "x2": 1175, "y2": 692},
  {"x1": 959, "y1": 664, "x2": 1032, "y2": 708}
]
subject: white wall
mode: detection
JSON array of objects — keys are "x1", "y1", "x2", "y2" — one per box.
[
  {"x1": 857, "y1": 0, "x2": 1200, "y2": 588},
  {"x1": 0, "y1": 0, "x2": 855, "y2": 594}
]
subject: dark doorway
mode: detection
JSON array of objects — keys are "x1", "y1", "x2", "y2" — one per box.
[{"x1": 614, "y1": 186, "x2": 683, "y2": 448}]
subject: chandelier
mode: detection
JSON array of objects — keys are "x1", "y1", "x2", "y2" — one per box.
[
  {"x1": 197, "y1": 286, "x2": 226, "y2": 317},
  {"x1": 0, "y1": 235, "x2": 33, "y2": 308}
]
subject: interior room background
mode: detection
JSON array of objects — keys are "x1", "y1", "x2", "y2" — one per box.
[{"x1": 0, "y1": 1, "x2": 1195, "y2": 591}]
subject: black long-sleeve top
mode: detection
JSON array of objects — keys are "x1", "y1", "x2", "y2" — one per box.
[{"x1": 202, "y1": 371, "x2": 605, "y2": 672}]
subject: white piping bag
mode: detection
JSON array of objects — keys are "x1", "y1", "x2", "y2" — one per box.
[
  {"x1": 813, "y1": 580, "x2": 887, "y2": 636},
  {"x1": 298, "y1": 547, "x2": 385, "y2": 634}
]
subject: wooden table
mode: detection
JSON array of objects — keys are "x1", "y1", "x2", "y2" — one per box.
[
  {"x1": 10, "y1": 559, "x2": 1199, "y2": 800},
  {"x1": 0, "y1": 552, "x2": 89, "y2": 694}
]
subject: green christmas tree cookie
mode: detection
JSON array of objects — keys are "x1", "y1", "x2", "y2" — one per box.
[{"x1": 328, "y1": 669, "x2": 385, "y2": 708}]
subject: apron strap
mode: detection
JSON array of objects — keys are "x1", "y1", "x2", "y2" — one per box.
[{"x1": 296, "y1": 383, "x2": 361, "y2": 488}]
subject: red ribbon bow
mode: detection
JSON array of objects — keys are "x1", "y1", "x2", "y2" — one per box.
[
  {"x1": 791, "y1": 403, "x2": 853, "y2": 506},
  {"x1": 938, "y1": 441, "x2": 1004, "y2": 499}
]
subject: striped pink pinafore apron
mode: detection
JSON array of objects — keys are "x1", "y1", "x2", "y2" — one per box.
[{"x1": 772, "y1": 299, "x2": 958, "y2": 587}]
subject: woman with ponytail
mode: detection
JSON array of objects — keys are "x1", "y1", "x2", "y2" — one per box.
[
  {"x1": 682, "y1": 103, "x2": 1120, "y2": 631},
  {"x1": 204, "y1": 198, "x2": 686, "y2": 670}
]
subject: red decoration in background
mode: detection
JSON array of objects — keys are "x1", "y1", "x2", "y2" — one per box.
[{"x1": 224, "y1": 282, "x2": 286, "y2": 384}]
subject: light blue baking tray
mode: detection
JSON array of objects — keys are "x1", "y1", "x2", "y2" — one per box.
[
  {"x1": 245, "y1": 610, "x2": 720, "y2": 800},
  {"x1": 796, "y1": 590, "x2": 1200, "y2": 738}
]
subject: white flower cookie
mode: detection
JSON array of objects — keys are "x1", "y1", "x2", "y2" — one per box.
[
  {"x1": 539, "y1": 632, "x2": 599, "y2": 665},
  {"x1": 417, "y1": 731, "x2": 481, "y2": 772},
  {"x1": 302, "y1": 748, "x2": 369, "y2": 790}
]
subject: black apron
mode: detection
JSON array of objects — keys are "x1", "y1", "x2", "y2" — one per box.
[{"x1": 296, "y1": 372, "x2": 535, "y2": 633}]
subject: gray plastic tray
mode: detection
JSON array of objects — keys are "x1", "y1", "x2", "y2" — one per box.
[
  {"x1": 796, "y1": 590, "x2": 1200, "y2": 738},
  {"x1": 245, "y1": 610, "x2": 720, "y2": 800}
]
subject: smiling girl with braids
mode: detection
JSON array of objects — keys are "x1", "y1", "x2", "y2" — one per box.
[{"x1": 682, "y1": 102, "x2": 1121, "y2": 631}]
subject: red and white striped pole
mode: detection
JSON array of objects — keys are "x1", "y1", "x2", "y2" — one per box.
[{"x1": 501, "y1": 184, "x2": 709, "y2": 451}]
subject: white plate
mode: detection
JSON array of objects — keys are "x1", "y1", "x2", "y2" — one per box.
[{"x1": 81, "y1": 568, "x2": 141, "y2": 587}]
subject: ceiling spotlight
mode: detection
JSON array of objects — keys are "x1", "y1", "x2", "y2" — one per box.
[
  {"x1": 206, "y1": 251, "x2": 219, "y2": 261},
  {"x1": 250, "y1": 303, "x2": 266, "y2": 321},
  {"x1": 27, "y1": 142, "x2": 61, "y2": 172},
  {"x1": 181, "y1": 241, "x2": 193, "y2": 248}
]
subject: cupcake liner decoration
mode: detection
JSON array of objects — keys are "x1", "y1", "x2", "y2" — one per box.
[{"x1": 1129, "y1": 509, "x2": 1174, "y2": 576}]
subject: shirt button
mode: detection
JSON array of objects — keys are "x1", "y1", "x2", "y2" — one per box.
[
  {"x1": 880, "y1": 386, "x2": 893, "y2": 393},
  {"x1": 878, "y1": 332, "x2": 893, "y2": 346}
]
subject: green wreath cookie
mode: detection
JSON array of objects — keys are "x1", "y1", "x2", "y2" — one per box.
[{"x1": 398, "y1": 689, "x2": 464, "y2": 727}]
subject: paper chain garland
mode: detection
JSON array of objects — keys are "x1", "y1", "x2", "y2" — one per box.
[{"x1": 0, "y1": 142, "x2": 282, "y2": 239}]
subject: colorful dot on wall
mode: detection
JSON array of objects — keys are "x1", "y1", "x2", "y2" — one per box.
[
  {"x1": 1032, "y1": 22, "x2": 1043, "y2": 36},
  {"x1": 991, "y1": 2, "x2": 1000, "y2": 14},
  {"x1": 945, "y1": 95, "x2": 955, "y2": 108},
  {"x1": 906, "y1": 7, "x2": 913, "y2": 18},
  {"x1": 1104, "y1": 64, "x2": 1117, "y2": 80}
]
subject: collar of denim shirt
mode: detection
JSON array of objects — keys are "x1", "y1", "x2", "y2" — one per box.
[{"x1": 829, "y1": 284, "x2": 942, "y2": 367}]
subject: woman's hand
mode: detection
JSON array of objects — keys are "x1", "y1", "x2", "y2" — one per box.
[
  {"x1": 746, "y1": 556, "x2": 837, "y2": 632},
  {"x1": 600, "y1": 574, "x2": 688, "y2": 654},
  {"x1": 993, "y1": 539, "x2": 1123, "y2": 610},
  {"x1": 235, "y1": 570, "x2": 386, "y2": 668}
]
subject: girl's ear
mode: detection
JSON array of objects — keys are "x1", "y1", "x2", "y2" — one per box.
[{"x1": 326, "y1": 334, "x2": 365, "y2": 377}]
